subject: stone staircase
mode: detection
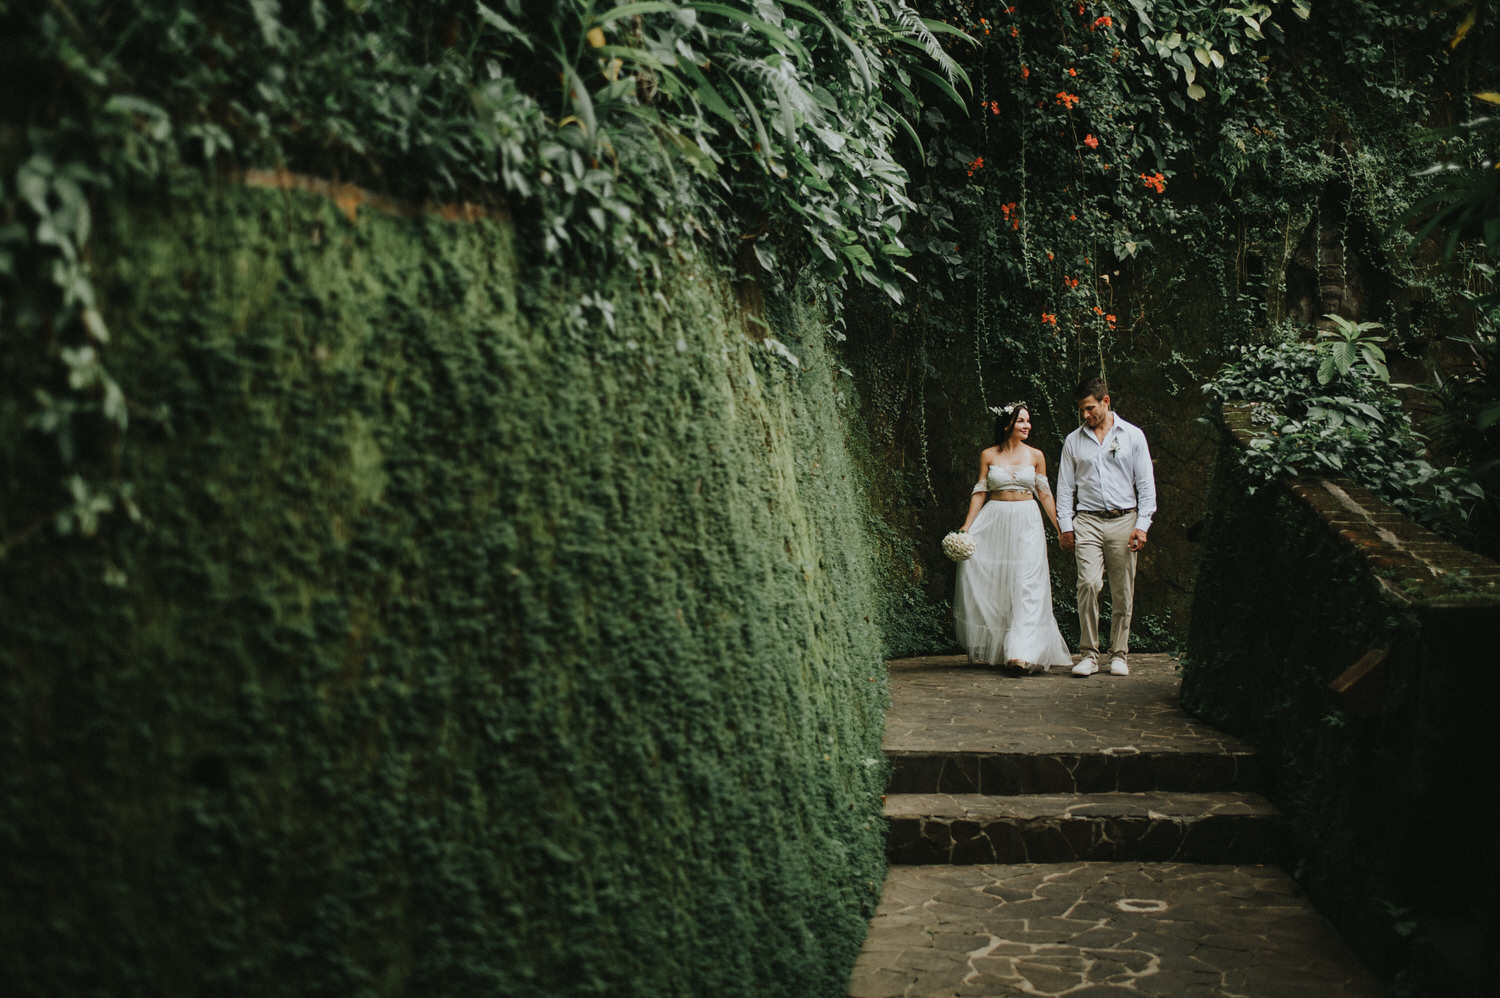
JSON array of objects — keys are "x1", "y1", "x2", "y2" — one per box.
[
  {"x1": 847, "y1": 654, "x2": 1383, "y2": 997},
  {"x1": 881, "y1": 655, "x2": 1288, "y2": 868}
]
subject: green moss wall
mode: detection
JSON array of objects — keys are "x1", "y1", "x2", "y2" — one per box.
[{"x1": 0, "y1": 180, "x2": 891, "y2": 995}]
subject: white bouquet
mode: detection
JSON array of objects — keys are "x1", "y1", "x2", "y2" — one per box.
[{"x1": 941, "y1": 530, "x2": 976, "y2": 562}]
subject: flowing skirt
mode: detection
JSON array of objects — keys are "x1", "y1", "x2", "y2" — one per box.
[{"x1": 953, "y1": 499, "x2": 1072, "y2": 667}]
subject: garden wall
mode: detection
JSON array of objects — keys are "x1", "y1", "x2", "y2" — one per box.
[
  {"x1": 1184, "y1": 402, "x2": 1500, "y2": 994},
  {"x1": 0, "y1": 177, "x2": 892, "y2": 996}
]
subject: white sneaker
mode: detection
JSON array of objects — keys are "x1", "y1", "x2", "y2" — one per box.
[
  {"x1": 1109, "y1": 656, "x2": 1129, "y2": 676},
  {"x1": 1071, "y1": 656, "x2": 1099, "y2": 677}
]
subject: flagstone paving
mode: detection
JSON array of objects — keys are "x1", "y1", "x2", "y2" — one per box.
[
  {"x1": 849, "y1": 863, "x2": 1383, "y2": 997},
  {"x1": 849, "y1": 654, "x2": 1384, "y2": 997},
  {"x1": 883, "y1": 654, "x2": 1258, "y2": 795}
]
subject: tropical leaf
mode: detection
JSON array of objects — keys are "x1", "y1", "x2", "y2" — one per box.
[
  {"x1": 779, "y1": 0, "x2": 875, "y2": 91},
  {"x1": 591, "y1": 1, "x2": 681, "y2": 26},
  {"x1": 695, "y1": 3, "x2": 810, "y2": 61},
  {"x1": 476, "y1": 1, "x2": 534, "y2": 50},
  {"x1": 732, "y1": 56, "x2": 818, "y2": 142},
  {"x1": 724, "y1": 73, "x2": 784, "y2": 177},
  {"x1": 907, "y1": 64, "x2": 968, "y2": 114},
  {"x1": 890, "y1": 7, "x2": 972, "y2": 92},
  {"x1": 877, "y1": 97, "x2": 924, "y2": 163}
]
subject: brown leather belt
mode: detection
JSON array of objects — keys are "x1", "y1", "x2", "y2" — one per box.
[{"x1": 1079, "y1": 507, "x2": 1136, "y2": 519}]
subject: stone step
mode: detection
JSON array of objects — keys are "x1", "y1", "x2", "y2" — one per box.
[
  {"x1": 885, "y1": 791, "x2": 1290, "y2": 866},
  {"x1": 886, "y1": 746, "x2": 1263, "y2": 796}
]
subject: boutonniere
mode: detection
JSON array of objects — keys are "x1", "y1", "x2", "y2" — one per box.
[{"x1": 1107, "y1": 435, "x2": 1123, "y2": 456}]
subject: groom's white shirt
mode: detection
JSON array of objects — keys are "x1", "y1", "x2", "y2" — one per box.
[{"x1": 1056, "y1": 414, "x2": 1156, "y2": 534}]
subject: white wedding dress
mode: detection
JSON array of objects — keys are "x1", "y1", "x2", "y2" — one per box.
[{"x1": 953, "y1": 464, "x2": 1073, "y2": 668}]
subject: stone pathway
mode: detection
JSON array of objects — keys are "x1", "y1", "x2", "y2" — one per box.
[{"x1": 847, "y1": 654, "x2": 1384, "y2": 997}]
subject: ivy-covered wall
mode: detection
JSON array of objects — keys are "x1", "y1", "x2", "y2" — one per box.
[
  {"x1": 1184, "y1": 404, "x2": 1500, "y2": 995},
  {"x1": 0, "y1": 178, "x2": 892, "y2": 996}
]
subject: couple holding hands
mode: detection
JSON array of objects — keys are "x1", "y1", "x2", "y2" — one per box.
[{"x1": 952, "y1": 376, "x2": 1157, "y2": 678}]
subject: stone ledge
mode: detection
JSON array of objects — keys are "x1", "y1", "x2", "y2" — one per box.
[
  {"x1": 885, "y1": 791, "x2": 1290, "y2": 865},
  {"x1": 886, "y1": 749, "x2": 1263, "y2": 796},
  {"x1": 1220, "y1": 402, "x2": 1500, "y2": 609}
]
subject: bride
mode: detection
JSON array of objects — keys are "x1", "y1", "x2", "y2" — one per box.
[{"x1": 952, "y1": 402, "x2": 1073, "y2": 673}]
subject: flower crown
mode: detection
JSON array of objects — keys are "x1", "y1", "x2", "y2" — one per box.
[{"x1": 988, "y1": 401, "x2": 1026, "y2": 417}]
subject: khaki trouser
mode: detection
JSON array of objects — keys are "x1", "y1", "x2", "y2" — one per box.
[{"x1": 1074, "y1": 512, "x2": 1137, "y2": 660}]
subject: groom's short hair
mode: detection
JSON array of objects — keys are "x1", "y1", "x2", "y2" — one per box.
[{"x1": 1075, "y1": 376, "x2": 1108, "y2": 402}]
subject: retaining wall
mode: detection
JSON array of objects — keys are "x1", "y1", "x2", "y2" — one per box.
[{"x1": 1184, "y1": 401, "x2": 1500, "y2": 994}]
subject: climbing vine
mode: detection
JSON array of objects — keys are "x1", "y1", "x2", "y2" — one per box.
[
  {"x1": 1, "y1": 0, "x2": 970, "y2": 557},
  {"x1": 838, "y1": 1, "x2": 1499, "y2": 649}
]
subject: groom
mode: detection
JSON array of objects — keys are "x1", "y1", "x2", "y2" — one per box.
[{"x1": 1056, "y1": 376, "x2": 1157, "y2": 677}]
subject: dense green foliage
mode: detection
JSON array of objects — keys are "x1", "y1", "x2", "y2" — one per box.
[
  {"x1": 6, "y1": 3, "x2": 943, "y2": 990},
  {"x1": 1426, "y1": 293, "x2": 1500, "y2": 555},
  {"x1": 0, "y1": 179, "x2": 893, "y2": 995},
  {"x1": 2, "y1": 0, "x2": 966, "y2": 560},
  {"x1": 5, "y1": 2, "x2": 1500, "y2": 989},
  {"x1": 838, "y1": 1, "x2": 1499, "y2": 646},
  {"x1": 1203, "y1": 318, "x2": 1483, "y2": 537}
]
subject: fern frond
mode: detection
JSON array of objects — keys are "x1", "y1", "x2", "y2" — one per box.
[
  {"x1": 892, "y1": 4, "x2": 962, "y2": 88},
  {"x1": 729, "y1": 55, "x2": 821, "y2": 144}
]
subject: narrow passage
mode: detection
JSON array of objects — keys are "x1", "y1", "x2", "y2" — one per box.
[{"x1": 848, "y1": 654, "x2": 1383, "y2": 997}]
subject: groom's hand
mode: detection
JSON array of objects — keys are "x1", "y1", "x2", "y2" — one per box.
[
  {"x1": 1128, "y1": 528, "x2": 1148, "y2": 552},
  {"x1": 1059, "y1": 530, "x2": 1075, "y2": 552}
]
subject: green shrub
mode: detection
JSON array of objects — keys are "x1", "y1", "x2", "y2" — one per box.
[{"x1": 1203, "y1": 319, "x2": 1481, "y2": 537}]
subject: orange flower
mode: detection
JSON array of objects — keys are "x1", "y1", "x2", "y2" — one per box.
[
  {"x1": 1084, "y1": 134, "x2": 1099, "y2": 149},
  {"x1": 1042, "y1": 312, "x2": 1057, "y2": 325},
  {"x1": 1046, "y1": 252, "x2": 1055, "y2": 260},
  {"x1": 1068, "y1": 67, "x2": 1078, "y2": 77},
  {"x1": 1021, "y1": 65, "x2": 1030, "y2": 79},
  {"x1": 1092, "y1": 15, "x2": 1114, "y2": 31},
  {"x1": 1140, "y1": 171, "x2": 1166, "y2": 193},
  {"x1": 1055, "y1": 91, "x2": 1080, "y2": 109}
]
